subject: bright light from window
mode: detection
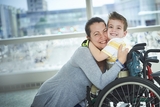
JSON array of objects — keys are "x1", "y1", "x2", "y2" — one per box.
[
  {"x1": 92, "y1": 0, "x2": 114, "y2": 6},
  {"x1": 47, "y1": 0, "x2": 86, "y2": 10}
]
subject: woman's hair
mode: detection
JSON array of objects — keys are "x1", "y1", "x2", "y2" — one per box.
[
  {"x1": 107, "y1": 11, "x2": 128, "y2": 31},
  {"x1": 85, "y1": 17, "x2": 106, "y2": 37}
]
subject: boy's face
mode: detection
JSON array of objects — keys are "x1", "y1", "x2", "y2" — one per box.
[
  {"x1": 87, "y1": 22, "x2": 108, "y2": 50},
  {"x1": 107, "y1": 19, "x2": 127, "y2": 40}
]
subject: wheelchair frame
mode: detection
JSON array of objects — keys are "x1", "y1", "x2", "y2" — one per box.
[{"x1": 86, "y1": 43, "x2": 160, "y2": 107}]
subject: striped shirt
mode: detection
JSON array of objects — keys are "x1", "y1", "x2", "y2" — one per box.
[{"x1": 102, "y1": 38, "x2": 126, "y2": 64}]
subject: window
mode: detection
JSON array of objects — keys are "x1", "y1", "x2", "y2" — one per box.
[
  {"x1": 1, "y1": 0, "x2": 160, "y2": 39},
  {"x1": 92, "y1": 0, "x2": 160, "y2": 27},
  {"x1": 0, "y1": 0, "x2": 87, "y2": 38},
  {"x1": 0, "y1": 0, "x2": 159, "y2": 76}
]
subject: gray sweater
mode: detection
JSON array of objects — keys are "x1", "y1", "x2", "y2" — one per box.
[{"x1": 31, "y1": 47, "x2": 123, "y2": 107}]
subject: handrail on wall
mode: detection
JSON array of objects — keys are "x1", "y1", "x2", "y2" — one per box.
[{"x1": 0, "y1": 25, "x2": 160, "y2": 45}]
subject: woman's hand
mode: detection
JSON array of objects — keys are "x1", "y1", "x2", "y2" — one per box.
[{"x1": 117, "y1": 45, "x2": 129, "y2": 64}]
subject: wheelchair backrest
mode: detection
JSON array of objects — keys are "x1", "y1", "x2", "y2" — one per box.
[{"x1": 125, "y1": 43, "x2": 146, "y2": 77}]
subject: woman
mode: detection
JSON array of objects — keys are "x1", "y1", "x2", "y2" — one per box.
[{"x1": 31, "y1": 17, "x2": 128, "y2": 107}]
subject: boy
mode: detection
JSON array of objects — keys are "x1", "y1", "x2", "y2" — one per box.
[
  {"x1": 89, "y1": 11, "x2": 130, "y2": 101},
  {"x1": 89, "y1": 11, "x2": 129, "y2": 67}
]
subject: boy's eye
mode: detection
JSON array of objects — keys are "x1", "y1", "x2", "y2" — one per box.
[{"x1": 117, "y1": 27, "x2": 121, "y2": 29}]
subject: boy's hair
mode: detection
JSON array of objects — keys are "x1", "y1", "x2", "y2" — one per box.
[
  {"x1": 85, "y1": 17, "x2": 106, "y2": 37},
  {"x1": 107, "y1": 11, "x2": 128, "y2": 31}
]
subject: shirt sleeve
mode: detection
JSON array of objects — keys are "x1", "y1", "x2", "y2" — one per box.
[
  {"x1": 102, "y1": 43, "x2": 117, "y2": 58},
  {"x1": 102, "y1": 38, "x2": 125, "y2": 58},
  {"x1": 70, "y1": 47, "x2": 123, "y2": 90}
]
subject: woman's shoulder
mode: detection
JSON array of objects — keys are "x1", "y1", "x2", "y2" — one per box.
[
  {"x1": 76, "y1": 46, "x2": 90, "y2": 52},
  {"x1": 70, "y1": 46, "x2": 93, "y2": 62},
  {"x1": 73, "y1": 47, "x2": 91, "y2": 56}
]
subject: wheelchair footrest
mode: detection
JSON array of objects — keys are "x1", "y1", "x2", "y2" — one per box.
[{"x1": 151, "y1": 71, "x2": 160, "y2": 77}]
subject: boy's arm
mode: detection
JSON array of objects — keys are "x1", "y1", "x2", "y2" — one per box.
[{"x1": 89, "y1": 42, "x2": 109, "y2": 62}]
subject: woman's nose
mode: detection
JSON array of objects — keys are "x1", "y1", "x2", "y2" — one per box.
[
  {"x1": 102, "y1": 32, "x2": 107, "y2": 38},
  {"x1": 101, "y1": 33, "x2": 107, "y2": 40},
  {"x1": 100, "y1": 33, "x2": 104, "y2": 38}
]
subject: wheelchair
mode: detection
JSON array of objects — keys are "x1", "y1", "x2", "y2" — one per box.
[{"x1": 86, "y1": 43, "x2": 160, "y2": 107}]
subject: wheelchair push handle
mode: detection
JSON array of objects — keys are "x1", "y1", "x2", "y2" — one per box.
[
  {"x1": 145, "y1": 58, "x2": 159, "y2": 63},
  {"x1": 133, "y1": 43, "x2": 146, "y2": 48},
  {"x1": 130, "y1": 46, "x2": 145, "y2": 52},
  {"x1": 145, "y1": 49, "x2": 160, "y2": 54},
  {"x1": 130, "y1": 43, "x2": 146, "y2": 53},
  {"x1": 144, "y1": 49, "x2": 160, "y2": 58}
]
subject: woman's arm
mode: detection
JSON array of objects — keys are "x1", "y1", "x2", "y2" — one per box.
[
  {"x1": 70, "y1": 47, "x2": 128, "y2": 90},
  {"x1": 89, "y1": 42, "x2": 109, "y2": 62}
]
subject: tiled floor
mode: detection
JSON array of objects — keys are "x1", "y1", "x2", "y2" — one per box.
[{"x1": 0, "y1": 88, "x2": 38, "y2": 107}]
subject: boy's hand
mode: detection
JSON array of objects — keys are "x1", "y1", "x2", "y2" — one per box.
[
  {"x1": 81, "y1": 39, "x2": 90, "y2": 47},
  {"x1": 117, "y1": 45, "x2": 129, "y2": 64}
]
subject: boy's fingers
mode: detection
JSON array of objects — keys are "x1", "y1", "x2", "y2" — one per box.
[
  {"x1": 119, "y1": 44, "x2": 123, "y2": 50},
  {"x1": 125, "y1": 48, "x2": 129, "y2": 52},
  {"x1": 119, "y1": 44, "x2": 129, "y2": 53}
]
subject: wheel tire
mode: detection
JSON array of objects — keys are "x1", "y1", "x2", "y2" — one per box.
[{"x1": 94, "y1": 77, "x2": 160, "y2": 107}]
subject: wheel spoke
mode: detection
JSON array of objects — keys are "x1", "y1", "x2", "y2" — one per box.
[{"x1": 95, "y1": 77, "x2": 160, "y2": 107}]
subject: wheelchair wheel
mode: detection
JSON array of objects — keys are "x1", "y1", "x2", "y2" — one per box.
[{"x1": 94, "y1": 77, "x2": 160, "y2": 107}]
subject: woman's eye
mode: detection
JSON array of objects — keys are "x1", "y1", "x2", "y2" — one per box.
[{"x1": 94, "y1": 33, "x2": 98, "y2": 36}]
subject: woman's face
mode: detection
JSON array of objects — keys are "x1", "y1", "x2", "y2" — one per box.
[{"x1": 87, "y1": 22, "x2": 108, "y2": 50}]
